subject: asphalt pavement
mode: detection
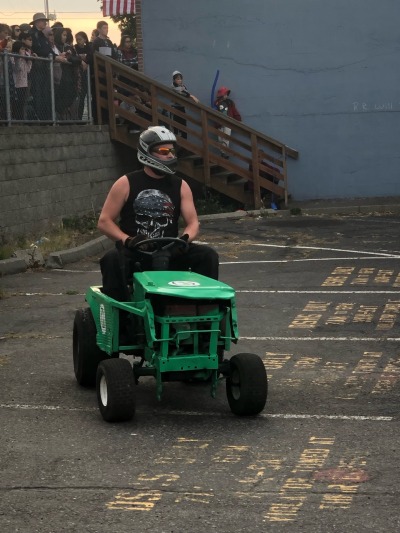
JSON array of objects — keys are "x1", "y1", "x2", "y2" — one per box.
[{"x1": 1, "y1": 211, "x2": 399, "y2": 532}]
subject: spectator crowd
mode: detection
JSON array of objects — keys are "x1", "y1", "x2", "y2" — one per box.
[{"x1": 0, "y1": 14, "x2": 138, "y2": 122}]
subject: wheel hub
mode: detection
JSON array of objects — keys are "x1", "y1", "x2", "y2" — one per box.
[{"x1": 99, "y1": 375, "x2": 108, "y2": 406}]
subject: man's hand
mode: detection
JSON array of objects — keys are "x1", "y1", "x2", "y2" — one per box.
[
  {"x1": 171, "y1": 234, "x2": 189, "y2": 257},
  {"x1": 124, "y1": 234, "x2": 148, "y2": 250}
]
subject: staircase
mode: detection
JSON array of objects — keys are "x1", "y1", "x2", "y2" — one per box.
[{"x1": 93, "y1": 54, "x2": 299, "y2": 209}]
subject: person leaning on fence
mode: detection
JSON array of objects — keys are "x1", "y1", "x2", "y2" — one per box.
[
  {"x1": 86, "y1": 21, "x2": 119, "y2": 123},
  {"x1": 170, "y1": 70, "x2": 199, "y2": 140},
  {"x1": 53, "y1": 27, "x2": 81, "y2": 120},
  {"x1": 42, "y1": 26, "x2": 63, "y2": 100},
  {"x1": 0, "y1": 25, "x2": 14, "y2": 121},
  {"x1": 19, "y1": 32, "x2": 36, "y2": 118},
  {"x1": 116, "y1": 35, "x2": 138, "y2": 99},
  {"x1": 118, "y1": 35, "x2": 138, "y2": 69},
  {"x1": 214, "y1": 86, "x2": 241, "y2": 159},
  {"x1": 20, "y1": 31, "x2": 36, "y2": 57},
  {"x1": 11, "y1": 40, "x2": 32, "y2": 120},
  {"x1": 114, "y1": 34, "x2": 140, "y2": 130},
  {"x1": 29, "y1": 13, "x2": 64, "y2": 120},
  {"x1": 74, "y1": 32, "x2": 90, "y2": 120}
]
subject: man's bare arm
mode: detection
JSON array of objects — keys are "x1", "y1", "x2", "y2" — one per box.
[
  {"x1": 97, "y1": 176, "x2": 131, "y2": 243},
  {"x1": 179, "y1": 180, "x2": 200, "y2": 242}
]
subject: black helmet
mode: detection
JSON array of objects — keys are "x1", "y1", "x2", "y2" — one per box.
[{"x1": 137, "y1": 126, "x2": 178, "y2": 175}]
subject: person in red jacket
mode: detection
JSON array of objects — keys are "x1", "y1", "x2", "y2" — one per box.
[{"x1": 214, "y1": 86, "x2": 241, "y2": 159}]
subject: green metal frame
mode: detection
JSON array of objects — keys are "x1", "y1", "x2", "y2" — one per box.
[{"x1": 86, "y1": 271, "x2": 239, "y2": 399}]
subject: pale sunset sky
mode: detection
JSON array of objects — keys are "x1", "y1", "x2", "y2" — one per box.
[{"x1": 1, "y1": 1, "x2": 123, "y2": 44}]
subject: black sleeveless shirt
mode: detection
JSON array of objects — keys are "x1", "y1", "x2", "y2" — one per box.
[{"x1": 119, "y1": 170, "x2": 182, "y2": 239}]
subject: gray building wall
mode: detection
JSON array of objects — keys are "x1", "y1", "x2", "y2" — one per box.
[
  {"x1": 141, "y1": 0, "x2": 400, "y2": 200},
  {"x1": 0, "y1": 126, "x2": 134, "y2": 237}
]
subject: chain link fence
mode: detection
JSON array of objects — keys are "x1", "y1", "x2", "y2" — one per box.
[{"x1": 0, "y1": 51, "x2": 92, "y2": 125}]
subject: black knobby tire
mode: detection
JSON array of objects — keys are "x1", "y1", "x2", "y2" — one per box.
[
  {"x1": 96, "y1": 359, "x2": 136, "y2": 422},
  {"x1": 226, "y1": 353, "x2": 268, "y2": 416},
  {"x1": 73, "y1": 308, "x2": 106, "y2": 387}
]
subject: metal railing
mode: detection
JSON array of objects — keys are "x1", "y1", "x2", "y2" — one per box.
[{"x1": 0, "y1": 51, "x2": 92, "y2": 125}]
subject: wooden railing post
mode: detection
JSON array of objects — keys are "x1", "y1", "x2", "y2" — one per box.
[
  {"x1": 251, "y1": 134, "x2": 262, "y2": 209},
  {"x1": 94, "y1": 55, "x2": 102, "y2": 125},
  {"x1": 282, "y1": 146, "x2": 288, "y2": 207},
  {"x1": 201, "y1": 110, "x2": 211, "y2": 188},
  {"x1": 150, "y1": 85, "x2": 159, "y2": 124},
  {"x1": 105, "y1": 61, "x2": 117, "y2": 138}
]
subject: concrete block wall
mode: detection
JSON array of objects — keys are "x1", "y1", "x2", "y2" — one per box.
[{"x1": 0, "y1": 125, "x2": 134, "y2": 238}]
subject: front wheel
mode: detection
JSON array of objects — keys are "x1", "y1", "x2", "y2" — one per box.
[
  {"x1": 96, "y1": 359, "x2": 136, "y2": 422},
  {"x1": 226, "y1": 353, "x2": 268, "y2": 416}
]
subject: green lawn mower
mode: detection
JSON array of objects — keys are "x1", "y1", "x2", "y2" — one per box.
[{"x1": 73, "y1": 237, "x2": 268, "y2": 422}]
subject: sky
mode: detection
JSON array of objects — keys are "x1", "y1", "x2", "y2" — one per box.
[{"x1": 0, "y1": 1, "x2": 122, "y2": 44}]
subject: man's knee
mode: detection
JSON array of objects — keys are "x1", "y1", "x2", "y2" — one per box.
[
  {"x1": 206, "y1": 248, "x2": 219, "y2": 279},
  {"x1": 189, "y1": 244, "x2": 219, "y2": 279},
  {"x1": 100, "y1": 248, "x2": 120, "y2": 274},
  {"x1": 100, "y1": 248, "x2": 130, "y2": 301}
]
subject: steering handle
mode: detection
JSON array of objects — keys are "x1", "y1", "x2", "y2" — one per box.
[{"x1": 132, "y1": 236, "x2": 189, "y2": 256}]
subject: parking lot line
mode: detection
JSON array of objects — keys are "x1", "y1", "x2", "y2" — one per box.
[
  {"x1": 241, "y1": 336, "x2": 400, "y2": 341},
  {"x1": 12, "y1": 289, "x2": 400, "y2": 297},
  {"x1": 250, "y1": 243, "x2": 400, "y2": 258},
  {"x1": 222, "y1": 257, "x2": 400, "y2": 264},
  {"x1": 237, "y1": 290, "x2": 400, "y2": 294},
  {"x1": 0, "y1": 403, "x2": 392, "y2": 421}
]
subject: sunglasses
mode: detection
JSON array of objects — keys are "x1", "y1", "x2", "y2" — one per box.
[{"x1": 153, "y1": 147, "x2": 176, "y2": 156}]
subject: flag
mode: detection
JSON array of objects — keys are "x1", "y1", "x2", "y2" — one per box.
[{"x1": 103, "y1": 0, "x2": 136, "y2": 17}]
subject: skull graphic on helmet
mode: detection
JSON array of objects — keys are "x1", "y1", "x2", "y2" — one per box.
[{"x1": 134, "y1": 189, "x2": 174, "y2": 239}]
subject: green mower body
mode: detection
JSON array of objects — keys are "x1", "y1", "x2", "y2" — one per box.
[{"x1": 73, "y1": 253, "x2": 267, "y2": 422}]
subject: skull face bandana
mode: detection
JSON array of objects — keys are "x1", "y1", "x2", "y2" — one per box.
[{"x1": 133, "y1": 189, "x2": 174, "y2": 239}]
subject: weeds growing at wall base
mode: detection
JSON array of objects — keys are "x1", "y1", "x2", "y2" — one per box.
[{"x1": 0, "y1": 213, "x2": 101, "y2": 261}]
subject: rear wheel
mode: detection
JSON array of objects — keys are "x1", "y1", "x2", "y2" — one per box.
[
  {"x1": 226, "y1": 353, "x2": 268, "y2": 416},
  {"x1": 73, "y1": 308, "x2": 106, "y2": 387},
  {"x1": 96, "y1": 359, "x2": 136, "y2": 422}
]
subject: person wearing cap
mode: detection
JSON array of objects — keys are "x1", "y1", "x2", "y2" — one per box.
[
  {"x1": 214, "y1": 86, "x2": 241, "y2": 159},
  {"x1": 29, "y1": 13, "x2": 52, "y2": 57},
  {"x1": 97, "y1": 125, "x2": 219, "y2": 306},
  {"x1": 170, "y1": 71, "x2": 199, "y2": 140},
  {"x1": 28, "y1": 13, "x2": 53, "y2": 120},
  {"x1": 29, "y1": 13, "x2": 68, "y2": 120}
]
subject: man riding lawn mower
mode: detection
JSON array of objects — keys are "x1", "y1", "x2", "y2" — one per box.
[{"x1": 73, "y1": 126, "x2": 268, "y2": 422}]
